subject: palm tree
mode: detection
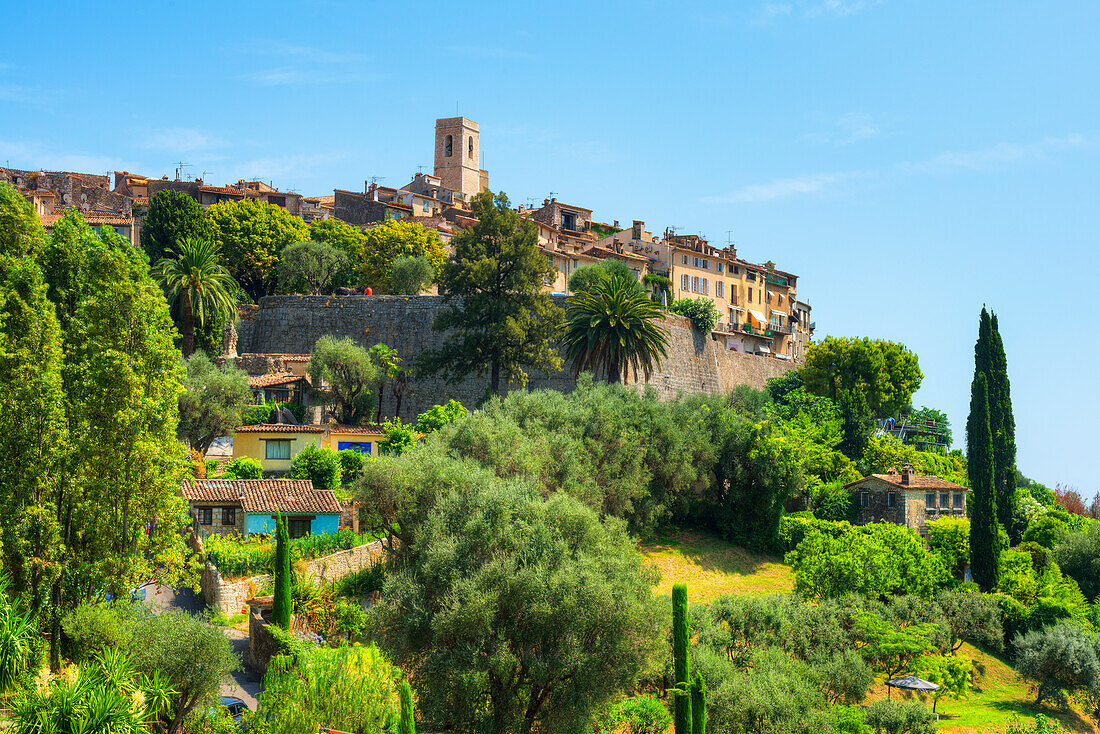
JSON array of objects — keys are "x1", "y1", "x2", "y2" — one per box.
[
  {"x1": 563, "y1": 275, "x2": 670, "y2": 384},
  {"x1": 153, "y1": 237, "x2": 238, "y2": 357}
]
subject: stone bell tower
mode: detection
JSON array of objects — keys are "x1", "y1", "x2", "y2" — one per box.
[{"x1": 433, "y1": 117, "x2": 484, "y2": 201}]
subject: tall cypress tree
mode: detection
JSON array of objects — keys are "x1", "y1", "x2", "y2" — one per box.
[
  {"x1": 967, "y1": 372, "x2": 999, "y2": 591},
  {"x1": 989, "y1": 314, "x2": 1018, "y2": 539},
  {"x1": 671, "y1": 583, "x2": 692, "y2": 734},
  {"x1": 273, "y1": 512, "x2": 292, "y2": 630}
]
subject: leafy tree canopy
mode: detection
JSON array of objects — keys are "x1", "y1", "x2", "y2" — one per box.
[
  {"x1": 177, "y1": 351, "x2": 252, "y2": 456},
  {"x1": 141, "y1": 189, "x2": 215, "y2": 264},
  {"x1": 418, "y1": 191, "x2": 563, "y2": 395},
  {"x1": 278, "y1": 240, "x2": 347, "y2": 295},
  {"x1": 307, "y1": 335, "x2": 380, "y2": 425},
  {"x1": 390, "y1": 254, "x2": 436, "y2": 295},
  {"x1": 801, "y1": 336, "x2": 923, "y2": 419},
  {"x1": 357, "y1": 219, "x2": 447, "y2": 294},
  {"x1": 373, "y1": 482, "x2": 662, "y2": 734},
  {"x1": 310, "y1": 217, "x2": 367, "y2": 289},
  {"x1": 208, "y1": 197, "x2": 310, "y2": 301},
  {"x1": 787, "y1": 523, "x2": 950, "y2": 600}
]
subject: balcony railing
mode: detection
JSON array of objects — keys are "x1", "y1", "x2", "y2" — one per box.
[{"x1": 768, "y1": 322, "x2": 793, "y2": 335}]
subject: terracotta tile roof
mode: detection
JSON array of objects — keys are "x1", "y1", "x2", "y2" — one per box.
[
  {"x1": 234, "y1": 423, "x2": 325, "y2": 433},
  {"x1": 81, "y1": 214, "x2": 132, "y2": 225},
  {"x1": 238, "y1": 353, "x2": 311, "y2": 362},
  {"x1": 181, "y1": 479, "x2": 340, "y2": 514},
  {"x1": 240, "y1": 485, "x2": 341, "y2": 514},
  {"x1": 845, "y1": 474, "x2": 968, "y2": 491},
  {"x1": 198, "y1": 185, "x2": 253, "y2": 196},
  {"x1": 132, "y1": 196, "x2": 149, "y2": 205},
  {"x1": 328, "y1": 423, "x2": 387, "y2": 434},
  {"x1": 247, "y1": 372, "x2": 306, "y2": 388}
]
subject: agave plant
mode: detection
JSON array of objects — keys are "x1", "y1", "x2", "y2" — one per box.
[{"x1": 562, "y1": 275, "x2": 670, "y2": 384}]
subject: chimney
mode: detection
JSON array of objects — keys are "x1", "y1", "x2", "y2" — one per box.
[
  {"x1": 901, "y1": 463, "x2": 914, "y2": 485},
  {"x1": 632, "y1": 220, "x2": 643, "y2": 240}
]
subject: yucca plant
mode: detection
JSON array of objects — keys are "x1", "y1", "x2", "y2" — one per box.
[
  {"x1": 0, "y1": 576, "x2": 36, "y2": 695},
  {"x1": 152, "y1": 236, "x2": 238, "y2": 356},
  {"x1": 563, "y1": 275, "x2": 670, "y2": 384}
]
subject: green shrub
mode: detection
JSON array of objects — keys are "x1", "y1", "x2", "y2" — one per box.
[
  {"x1": 1023, "y1": 515, "x2": 1068, "y2": 549},
  {"x1": 222, "y1": 456, "x2": 263, "y2": 479},
  {"x1": 1013, "y1": 623, "x2": 1100, "y2": 707},
  {"x1": 0, "y1": 580, "x2": 37, "y2": 694},
  {"x1": 829, "y1": 704, "x2": 872, "y2": 734},
  {"x1": 338, "y1": 449, "x2": 365, "y2": 484},
  {"x1": 336, "y1": 563, "x2": 387, "y2": 598},
  {"x1": 290, "y1": 443, "x2": 342, "y2": 491},
  {"x1": 777, "y1": 516, "x2": 851, "y2": 553},
  {"x1": 414, "y1": 400, "x2": 468, "y2": 434},
  {"x1": 812, "y1": 481, "x2": 856, "y2": 522},
  {"x1": 669, "y1": 298, "x2": 719, "y2": 333},
  {"x1": 927, "y1": 516, "x2": 970, "y2": 575},
  {"x1": 864, "y1": 699, "x2": 937, "y2": 734},
  {"x1": 60, "y1": 601, "x2": 139, "y2": 664},
  {"x1": 612, "y1": 695, "x2": 672, "y2": 734}
]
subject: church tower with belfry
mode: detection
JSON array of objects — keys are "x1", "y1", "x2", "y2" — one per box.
[{"x1": 433, "y1": 117, "x2": 487, "y2": 201}]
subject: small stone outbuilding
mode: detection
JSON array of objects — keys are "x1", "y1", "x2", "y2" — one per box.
[{"x1": 844, "y1": 463, "x2": 967, "y2": 534}]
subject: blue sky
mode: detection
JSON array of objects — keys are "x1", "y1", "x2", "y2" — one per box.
[{"x1": 2, "y1": 1, "x2": 1098, "y2": 494}]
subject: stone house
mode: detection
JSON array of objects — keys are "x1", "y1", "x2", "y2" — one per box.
[
  {"x1": 845, "y1": 464, "x2": 968, "y2": 534},
  {"x1": 181, "y1": 478, "x2": 342, "y2": 539}
]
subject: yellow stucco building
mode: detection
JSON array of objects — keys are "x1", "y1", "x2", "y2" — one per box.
[{"x1": 233, "y1": 423, "x2": 388, "y2": 474}]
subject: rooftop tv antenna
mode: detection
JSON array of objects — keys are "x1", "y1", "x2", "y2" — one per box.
[
  {"x1": 201, "y1": 170, "x2": 214, "y2": 181},
  {"x1": 174, "y1": 161, "x2": 191, "y2": 181},
  {"x1": 368, "y1": 176, "x2": 386, "y2": 185},
  {"x1": 548, "y1": 191, "x2": 557, "y2": 200},
  {"x1": 727, "y1": 230, "x2": 736, "y2": 246}
]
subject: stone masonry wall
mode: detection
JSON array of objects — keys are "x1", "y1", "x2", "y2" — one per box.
[
  {"x1": 200, "y1": 540, "x2": 386, "y2": 616},
  {"x1": 238, "y1": 295, "x2": 794, "y2": 420}
]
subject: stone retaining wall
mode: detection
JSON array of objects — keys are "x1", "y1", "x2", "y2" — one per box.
[
  {"x1": 237, "y1": 295, "x2": 793, "y2": 419},
  {"x1": 200, "y1": 540, "x2": 386, "y2": 616}
]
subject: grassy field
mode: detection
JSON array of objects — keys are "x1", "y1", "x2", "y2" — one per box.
[
  {"x1": 639, "y1": 529, "x2": 1097, "y2": 734},
  {"x1": 865, "y1": 642, "x2": 1097, "y2": 733},
  {"x1": 639, "y1": 528, "x2": 794, "y2": 602}
]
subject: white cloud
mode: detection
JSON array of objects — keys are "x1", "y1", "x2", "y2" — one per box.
[
  {"x1": 705, "y1": 132, "x2": 1096, "y2": 205},
  {"x1": 804, "y1": 112, "x2": 880, "y2": 145},
  {"x1": 241, "y1": 41, "x2": 367, "y2": 65},
  {"x1": 0, "y1": 83, "x2": 58, "y2": 106},
  {"x1": 137, "y1": 128, "x2": 226, "y2": 153},
  {"x1": 756, "y1": 0, "x2": 881, "y2": 22},
  {"x1": 804, "y1": 0, "x2": 883, "y2": 17},
  {"x1": 704, "y1": 170, "x2": 868, "y2": 203},
  {"x1": 898, "y1": 135, "x2": 1095, "y2": 174}
]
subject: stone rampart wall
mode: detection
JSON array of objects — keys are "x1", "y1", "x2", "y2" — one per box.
[
  {"x1": 200, "y1": 540, "x2": 386, "y2": 616},
  {"x1": 238, "y1": 295, "x2": 794, "y2": 419}
]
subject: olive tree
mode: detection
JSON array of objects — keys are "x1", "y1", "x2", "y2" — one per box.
[{"x1": 372, "y1": 482, "x2": 663, "y2": 734}]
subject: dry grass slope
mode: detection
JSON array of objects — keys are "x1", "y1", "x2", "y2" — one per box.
[{"x1": 639, "y1": 528, "x2": 794, "y2": 602}]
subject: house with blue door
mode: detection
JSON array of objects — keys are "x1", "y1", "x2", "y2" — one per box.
[{"x1": 182, "y1": 479, "x2": 343, "y2": 540}]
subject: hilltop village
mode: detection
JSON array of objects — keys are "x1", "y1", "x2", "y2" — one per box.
[{"x1": 1, "y1": 116, "x2": 813, "y2": 363}]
